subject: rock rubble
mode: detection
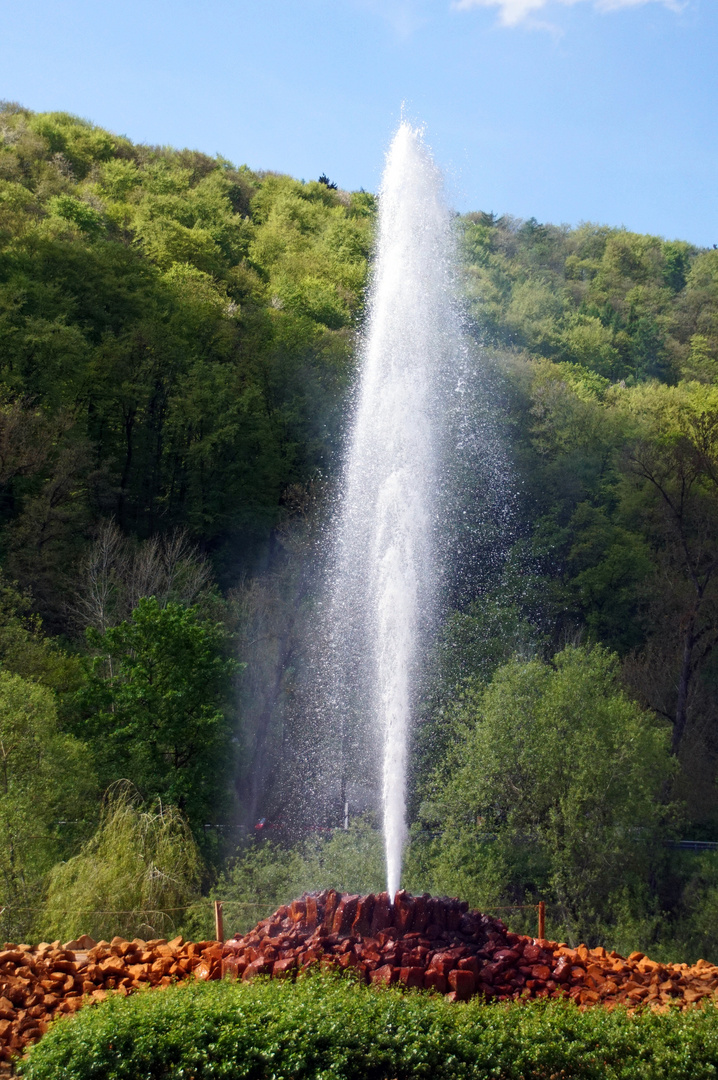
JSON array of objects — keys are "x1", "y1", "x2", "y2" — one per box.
[
  {"x1": 222, "y1": 889, "x2": 718, "y2": 1011},
  {"x1": 0, "y1": 934, "x2": 221, "y2": 1062},
  {"x1": 3, "y1": 889, "x2": 718, "y2": 1065}
]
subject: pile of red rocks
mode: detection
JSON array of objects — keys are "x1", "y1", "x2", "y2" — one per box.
[
  {"x1": 0, "y1": 935, "x2": 221, "y2": 1063},
  {"x1": 3, "y1": 890, "x2": 718, "y2": 1066},
  {"x1": 221, "y1": 889, "x2": 718, "y2": 1011}
]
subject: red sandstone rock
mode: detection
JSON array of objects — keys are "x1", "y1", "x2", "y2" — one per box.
[
  {"x1": 424, "y1": 969, "x2": 448, "y2": 993},
  {"x1": 221, "y1": 955, "x2": 246, "y2": 979},
  {"x1": 290, "y1": 899, "x2": 306, "y2": 923},
  {"x1": 305, "y1": 895, "x2": 319, "y2": 930},
  {"x1": 370, "y1": 892, "x2": 392, "y2": 934},
  {"x1": 448, "y1": 969, "x2": 475, "y2": 1000},
  {"x1": 393, "y1": 890, "x2": 414, "y2": 933},
  {"x1": 217, "y1": 888, "x2": 714, "y2": 1015},
  {"x1": 400, "y1": 965, "x2": 425, "y2": 988},
  {"x1": 370, "y1": 964, "x2": 397, "y2": 985},
  {"x1": 458, "y1": 955, "x2": 481, "y2": 978},
  {"x1": 321, "y1": 891, "x2": 340, "y2": 930},
  {"x1": 3, "y1": 890, "x2": 718, "y2": 1066},
  {"x1": 332, "y1": 895, "x2": 360, "y2": 935},
  {"x1": 351, "y1": 894, "x2": 374, "y2": 936},
  {"x1": 0, "y1": 936, "x2": 222, "y2": 1064},
  {"x1": 552, "y1": 957, "x2": 571, "y2": 983}
]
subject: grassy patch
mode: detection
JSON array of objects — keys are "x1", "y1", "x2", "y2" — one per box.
[{"x1": 18, "y1": 973, "x2": 718, "y2": 1080}]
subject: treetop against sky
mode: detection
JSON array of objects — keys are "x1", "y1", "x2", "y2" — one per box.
[{"x1": 2, "y1": 0, "x2": 716, "y2": 243}]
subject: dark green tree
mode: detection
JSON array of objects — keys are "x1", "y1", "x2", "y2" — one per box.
[
  {"x1": 422, "y1": 645, "x2": 677, "y2": 950},
  {"x1": 73, "y1": 598, "x2": 239, "y2": 850}
]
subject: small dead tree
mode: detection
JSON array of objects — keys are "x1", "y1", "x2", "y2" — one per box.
[{"x1": 71, "y1": 520, "x2": 214, "y2": 633}]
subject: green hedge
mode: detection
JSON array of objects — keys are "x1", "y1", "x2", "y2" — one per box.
[{"x1": 18, "y1": 974, "x2": 718, "y2": 1080}]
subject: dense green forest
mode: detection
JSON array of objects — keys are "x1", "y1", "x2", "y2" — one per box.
[{"x1": 2, "y1": 101, "x2": 718, "y2": 961}]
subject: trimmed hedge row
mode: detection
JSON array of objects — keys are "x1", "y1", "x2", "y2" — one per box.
[{"x1": 18, "y1": 973, "x2": 718, "y2": 1080}]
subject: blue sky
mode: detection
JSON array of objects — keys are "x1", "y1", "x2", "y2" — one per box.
[{"x1": 3, "y1": 0, "x2": 716, "y2": 245}]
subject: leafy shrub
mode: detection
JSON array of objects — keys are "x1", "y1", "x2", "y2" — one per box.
[
  {"x1": 18, "y1": 973, "x2": 718, "y2": 1080},
  {"x1": 219, "y1": 820, "x2": 383, "y2": 928},
  {"x1": 0, "y1": 670, "x2": 95, "y2": 943},
  {"x1": 48, "y1": 194, "x2": 104, "y2": 236},
  {"x1": 180, "y1": 819, "x2": 386, "y2": 940},
  {"x1": 36, "y1": 783, "x2": 203, "y2": 943},
  {"x1": 422, "y1": 644, "x2": 677, "y2": 950}
]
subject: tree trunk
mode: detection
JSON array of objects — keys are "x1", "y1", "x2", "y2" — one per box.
[{"x1": 672, "y1": 627, "x2": 694, "y2": 755}]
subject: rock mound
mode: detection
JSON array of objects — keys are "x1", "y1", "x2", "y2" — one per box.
[
  {"x1": 3, "y1": 890, "x2": 718, "y2": 1064},
  {"x1": 221, "y1": 889, "x2": 718, "y2": 1011}
]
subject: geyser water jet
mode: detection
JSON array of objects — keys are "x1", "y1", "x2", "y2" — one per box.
[{"x1": 327, "y1": 122, "x2": 460, "y2": 899}]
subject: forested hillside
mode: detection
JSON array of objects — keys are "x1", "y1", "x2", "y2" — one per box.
[{"x1": 2, "y1": 101, "x2": 718, "y2": 960}]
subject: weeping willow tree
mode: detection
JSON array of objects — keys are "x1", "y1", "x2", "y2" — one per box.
[{"x1": 37, "y1": 783, "x2": 203, "y2": 943}]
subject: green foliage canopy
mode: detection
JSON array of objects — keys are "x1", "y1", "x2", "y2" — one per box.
[
  {"x1": 422, "y1": 646, "x2": 676, "y2": 947},
  {"x1": 0, "y1": 105, "x2": 373, "y2": 622},
  {"x1": 73, "y1": 598, "x2": 238, "y2": 845},
  {"x1": 461, "y1": 214, "x2": 716, "y2": 386},
  {"x1": 0, "y1": 670, "x2": 95, "y2": 940}
]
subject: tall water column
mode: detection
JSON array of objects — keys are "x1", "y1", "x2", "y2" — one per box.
[{"x1": 328, "y1": 123, "x2": 459, "y2": 899}]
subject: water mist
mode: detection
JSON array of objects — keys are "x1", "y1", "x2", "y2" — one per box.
[{"x1": 327, "y1": 123, "x2": 461, "y2": 900}]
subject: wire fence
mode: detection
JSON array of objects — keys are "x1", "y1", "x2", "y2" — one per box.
[
  {"x1": 482, "y1": 903, "x2": 547, "y2": 940},
  {"x1": 0, "y1": 898, "x2": 554, "y2": 948},
  {"x1": 0, "y1": 898, "x2": 268, "y2": 947}
]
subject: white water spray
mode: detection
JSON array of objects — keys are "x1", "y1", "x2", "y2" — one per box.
[{"x1": 328, "y1": 123, "x2": 459, "y2": 899}]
